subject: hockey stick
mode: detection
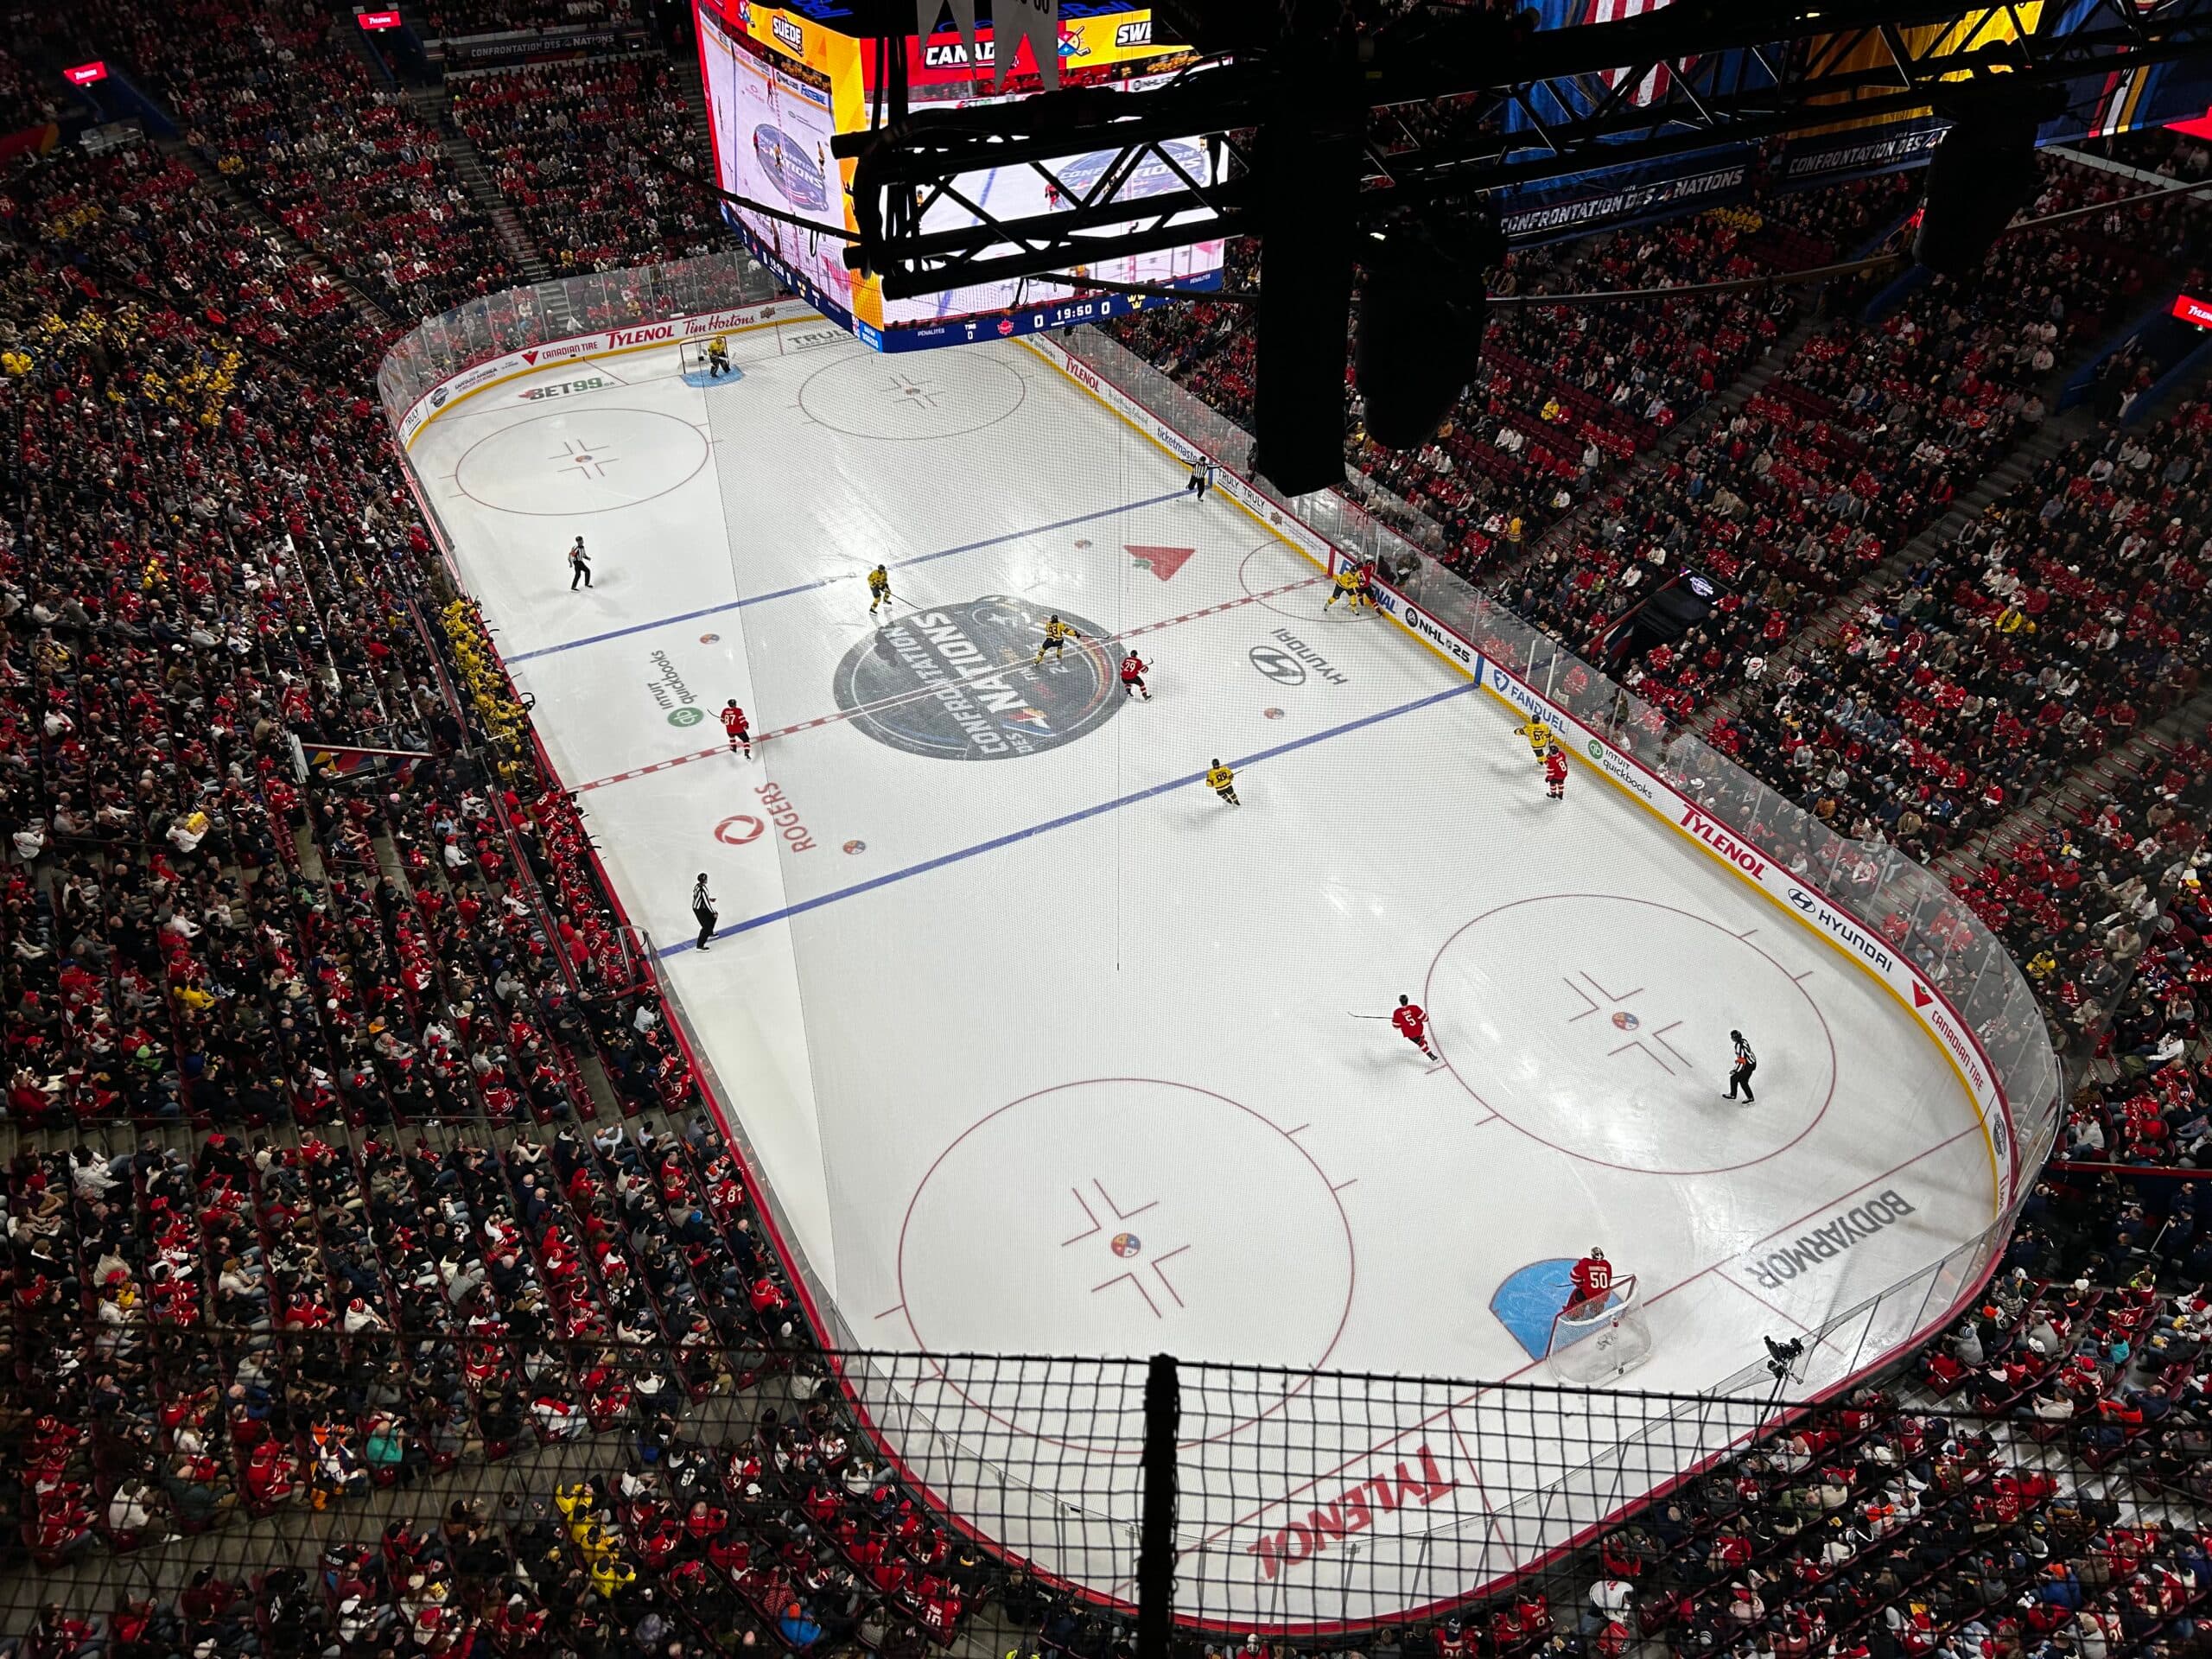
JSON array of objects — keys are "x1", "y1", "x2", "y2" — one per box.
[{"x1": 1347, "y1": 1012, "x2": 1392, "y2": 1020}]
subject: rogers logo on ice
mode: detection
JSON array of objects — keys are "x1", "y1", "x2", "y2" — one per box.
[
  {"x1": 1680, "y1": 804, "x2": 1768, "y2": 880},
  {"x1": 606, "y1": 323, "x2": 677, "y2": 348}
]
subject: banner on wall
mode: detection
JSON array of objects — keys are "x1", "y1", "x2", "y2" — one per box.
[
  {"x1": 442, "y1": 22, "x2": 652, "y2": 67},
  {"x1": 396, "y1": 299, "x2": 807, "y2": 442},
  {"x1": 1477, "y1": 0, "x2": 2212, "y2": 245}
]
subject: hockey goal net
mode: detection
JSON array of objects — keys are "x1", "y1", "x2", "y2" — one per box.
[
  {"x1": 680, "y1": 336, "x2": 741, "y2": 381},
  {"x1": 1545, "y1": 1274, "x2": 1653, "y2": 1384}
]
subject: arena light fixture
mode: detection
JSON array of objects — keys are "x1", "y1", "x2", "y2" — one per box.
[
  {"x1": 1353, "y1": 207, "x2": 1504, "y2": 456},
  {"x1": 1911, "y1": 79, "x2": 2069, "y2": 277}
]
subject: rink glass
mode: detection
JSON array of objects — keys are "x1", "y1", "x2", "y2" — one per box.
[{"x1": 380, "y1": 253, "x2": 2065, "y2": 1629}]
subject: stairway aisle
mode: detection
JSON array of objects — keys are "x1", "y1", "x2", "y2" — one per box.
[
  {"x1": 411, "y1": 82, "x2": 555, "y2": 285},
  {"x1": 162, "y1": 138, "x2": 398, "y2": 340}
]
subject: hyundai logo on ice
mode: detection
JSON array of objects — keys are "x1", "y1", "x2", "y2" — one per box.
[{"x1": 1248, "y1": 645, "x2": 1306, "y2": 686}]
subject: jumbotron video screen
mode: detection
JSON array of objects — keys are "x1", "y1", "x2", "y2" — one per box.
[{"x1": 692, "y1": 0, "x2": 1225, "y2": 350}]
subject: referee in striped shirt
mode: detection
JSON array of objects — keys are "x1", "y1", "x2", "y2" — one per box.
[{"x1": 1726, "y1": 1030, "x2": 1757, "y2": 1103}]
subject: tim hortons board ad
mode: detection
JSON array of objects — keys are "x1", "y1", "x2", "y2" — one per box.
[{"x1": 397, "y1": 300, "x2": 808, "y2": 442}]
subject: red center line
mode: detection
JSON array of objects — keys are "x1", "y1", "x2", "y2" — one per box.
[{"x1": 573, "y1": 574, "x2": 1328, "y2": 794}]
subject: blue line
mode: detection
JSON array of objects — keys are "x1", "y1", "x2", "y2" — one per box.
[
  {"x1": 662, "y1": 677, "x2": 1481, "y2": 957},
  {"x1": 507, "y1": 492, "x2": 1186, "y2": 664}
]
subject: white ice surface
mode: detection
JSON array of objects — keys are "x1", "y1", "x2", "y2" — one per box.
[{"x1": 407, "y1": 317, "x2": 1999, "y2": 1624}]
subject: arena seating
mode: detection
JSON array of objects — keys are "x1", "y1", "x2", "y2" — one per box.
[
  {"x1": 1503, "y1": 156, "x2": 2197, "y2": 721},
  {"x1": 0, "y1": 44, "x2": 63, "y2": 132},
  {"x1": 451, "y1": 59, "x2": 727, "y2": 275},
  {"x1": 1708, "y1": 412, "x2": 2212, "y2": 860},
  {"x1": 84, "y1": 0, "x2": 518, "y2": 322},
  {"x1": 1109, "y1": 175, "x2": 1922, "y2": 578},
  {"x1": 2, "y1": 142, "x2": 372, "y2": 373},
  {"x1": 4, "y1": 29, "x2": 2212, "y2": 1653}
]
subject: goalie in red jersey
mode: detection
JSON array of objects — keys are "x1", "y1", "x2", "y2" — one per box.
[{"x1": 1567, "y1": 1247, "x2": 1614, "y2": 1313}]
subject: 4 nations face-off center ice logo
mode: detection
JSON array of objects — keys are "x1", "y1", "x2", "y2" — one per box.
[
  {"x1": 752, "y1": 125, "x2": 830, "y2": 213},
  {"x1": 832, "y1": 596, "x2": 1122, "y2": 762}
]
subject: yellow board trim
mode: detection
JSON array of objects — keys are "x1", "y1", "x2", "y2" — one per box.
[
  {"x1": 404, "y1": 314, "x2": 810, "y2": 450},
  {"x1": 1025, "y1": 334, "x2": 2003, "y2": 1222}
]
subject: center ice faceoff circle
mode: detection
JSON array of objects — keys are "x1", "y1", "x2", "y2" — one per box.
[
  {"x1": 897, "y1": 1079, "x2": 1354, "y2": 1451},
  {"x1": 1427, "y1": 893, "x2": 1836, "y2": 1175},
  {"x1": 798, "y1": 350, "x2": 1026, "y2": 440},
  {"x1": 453, "y1": 408, "x2": 710, "y2": 516},
  {"x1": 833, "y1": 595, "x2": 1122, "y2": 762}
]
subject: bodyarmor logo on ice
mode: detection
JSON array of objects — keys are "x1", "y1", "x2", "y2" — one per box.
[
  {"x1": 1679, "y1": 804, "x2": 1768, "y2": 880},
  {"x1": 1743, "y1": 1190, "x2": 1917, "y2": 1290},
  {"x1": 831, "y1": 596, "x2": 1122, "y2": 762},
  {"x1": 1785, "y1": 887, "x2": 1896, "y2": 975},
  {"x1": 1247, "y1": 1445, "x2": 1455, "y2": 1580}
]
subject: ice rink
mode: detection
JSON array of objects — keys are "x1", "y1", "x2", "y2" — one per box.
[{"x1": 407, "y1": 313, "x2": 2001, "y2": 1624}]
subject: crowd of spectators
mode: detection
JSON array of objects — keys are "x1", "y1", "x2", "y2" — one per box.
[
  {"x1": 0, "y1": 1109, "x2": 1012, "y2": 1659},
  {"x1": 75, "y1": 0, "x2": 518, "y2": 322},
  {"x1": 1500, "y1": 154, "x2": 2202, "y2": 726},
  {"x1": 0, "y1": 93, "x2": 991, "y2": 1659},
  {"x1": 3, "y1": 143, "x2": 370, "y2": 374},
  {"x1": 1570, "y1": 1374, "x2": 2209, "y2": 1659},
  {"x1": 5, "y1": 22, "x2": 2212, "y2": 1656},
  {"x1": 1949, "y1": 732, "x2": 2212, "y2": 1065},
  {"x1": 452, "y1": 59, "x2": 728, "y2": 276},
  {"x1": 0, "y1": 41, "x2": 61, "y2": 133},
  {"x1": 1098, "y1": 145, "x2": 2212, "y2": 1659},
  {"x1": 1109, "y1": 174, "x2": 1920, "y2": 577},
  {"x1": 1705, "y1": 405, "x2": 2212, "y2": 861}
]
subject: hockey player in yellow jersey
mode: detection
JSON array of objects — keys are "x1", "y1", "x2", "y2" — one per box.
[
  {"x1": 1515, "y1": 717, "x2": 1554, "y2": 758},
  {"x1": 1033, "y1": 613, "x2": 1081, "y2": 664},
  {"x1": 1323, "y1": 561, "x2": 1375, "y2": 613},
  {"x1": 1205, "y1": 760, "x2": 1239, "y2": 805},
  {"x1": 868, "y1": 564, "x2": 891, "y2": 614}
]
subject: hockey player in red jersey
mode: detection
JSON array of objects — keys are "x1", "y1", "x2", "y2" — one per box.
[
  {"x1": 1568, "y1": 1248, "x2": 1613, "y2": 1313},
  {"x1": 1390, "y1": 994, "x2": 1435, "y2": 1060},
  {"x1": 1543, "y1": 743, "x2": 1568, "y2": 800},
  {"x1": 1119, "y1": 651, "x2": 1151, "y2": 700},
  {"x1": 721, "y1": 700, "x2": 752, "y2": 758}
]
